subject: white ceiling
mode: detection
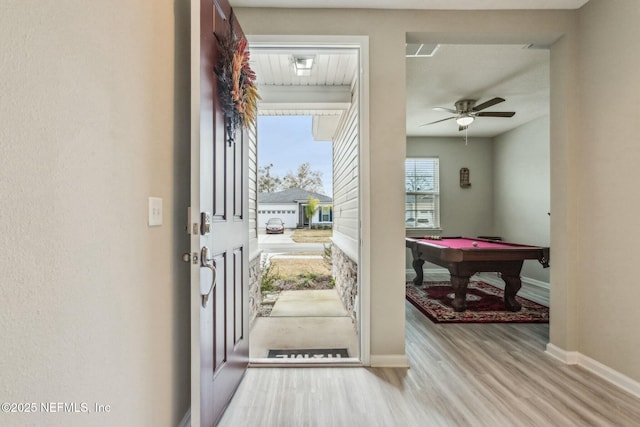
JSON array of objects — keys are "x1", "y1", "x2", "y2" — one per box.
[
  {"x1": 232, "y1": 0, "x2": 588, "y2": 10},
  {"x1": 245, "y1": 1, "x2": 565, "y2": 139},
  {"x1": 407, "y1": 44, "x2": 549, "y2": 138}
]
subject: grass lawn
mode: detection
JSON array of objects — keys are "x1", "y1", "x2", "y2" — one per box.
[
  {"x1": 291, "y1": 228, "x2": 333, "y2": 243},
  {"x1": 269, "y1": 257, "x2": 331, "y2": 278}
]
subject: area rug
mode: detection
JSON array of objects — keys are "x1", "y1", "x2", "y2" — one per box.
[
  {"x1": 267, "y1": 348, "x2": 349, "y2": 359},
  {"x1": 406, "y1": 281, "x2": 549, "y2": 323}
]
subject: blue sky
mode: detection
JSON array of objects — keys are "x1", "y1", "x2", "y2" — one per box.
[{"x1": 257, "y1": 115, "x2": 333, "y2": 196}]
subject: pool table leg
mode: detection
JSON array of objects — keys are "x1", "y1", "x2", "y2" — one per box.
[
  {"x1": 450, "y1": 275, "x2": 469, "y2": 312},
  {"x1": 412, "y1": 258, "x2": 425, "y2": 286},
  {"x1": 501, "y1": 274, "x2": 522, "y2": 312}
]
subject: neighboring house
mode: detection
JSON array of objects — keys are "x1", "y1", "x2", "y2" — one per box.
[{"x1": 258, "y1": 188, "x2": 333, "y2": 229}]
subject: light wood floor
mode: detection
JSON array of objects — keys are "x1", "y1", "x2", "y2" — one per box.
[{"x1": 218, "y1": 301, "x2": 640, "y2": 427}]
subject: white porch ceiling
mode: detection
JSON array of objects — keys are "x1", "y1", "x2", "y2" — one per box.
[
  {"x1": 258, "y1": 85, "x2": 352, "y2": 113},
  {"x1": 251, "y1": 48, "x2": 358, "y2": 140},
  {"x1": 252, "y1": 50, "x2": 357, "y2": 86}
]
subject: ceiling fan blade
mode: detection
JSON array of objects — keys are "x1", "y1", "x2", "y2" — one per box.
[
  {"x1": 476, "y1": 111, "x2": 515, "y2": 118},
  {"x1": 419, "y1": 116, "x2": 456, "y2": 127},
  {"x1": 472, "y1": 97, "x2": 505, "y2": 112},
  {"x1": 433, "y1": 107, "x2": 457, "y2": 113}
]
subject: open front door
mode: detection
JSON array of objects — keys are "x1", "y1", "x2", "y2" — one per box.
[{"x1": 190, "y1": 0, "x2": 249, "y2": 425}]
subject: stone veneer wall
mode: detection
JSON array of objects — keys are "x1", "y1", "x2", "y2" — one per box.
[
  {"x1": 249, "y1": 253, "x2": 262, "y2": 326},
  {"x1": 332, "y1": 244, "x2": 358, "y2": 328}
]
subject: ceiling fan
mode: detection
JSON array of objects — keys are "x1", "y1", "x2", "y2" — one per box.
[{"x1": 421, "y1": 97, "x2": 515, "y2": 131}]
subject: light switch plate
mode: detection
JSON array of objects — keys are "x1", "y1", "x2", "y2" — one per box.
[{"x1": 148, "y1": 197, "x2": 163, "y2": 226}]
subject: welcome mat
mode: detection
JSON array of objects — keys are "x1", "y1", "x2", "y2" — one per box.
[
  {"x1": 406, "y1": 281, "x2": 549, "y2": 323},
  {"x1": 267, "y1": 348, "x2": 349, "y2": 359}
]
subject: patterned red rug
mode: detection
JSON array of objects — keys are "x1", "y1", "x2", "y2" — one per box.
[{"x1": 406, "y1": 281, "x2": 549, "y2": 323}]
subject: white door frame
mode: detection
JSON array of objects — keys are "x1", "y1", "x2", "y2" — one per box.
[{"x1": 247, "y1": 35, "x2": 371, "y2": 365}]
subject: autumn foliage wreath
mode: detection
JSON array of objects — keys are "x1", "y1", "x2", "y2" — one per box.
[{"x1": 215, "y1": 14, "x2": 260, "y2": 145}]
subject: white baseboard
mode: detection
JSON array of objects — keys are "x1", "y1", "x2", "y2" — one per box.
[
  {"x1": 545, "y1": 343, "x2": 579, "y2": 364},
  {"x1": 178, "y1": 408, "x2": 190, "y2": 427},
  {"x1": 406, "y1": 269, "x2": 549, "y2": 289},
  {"x1": 474, "y1": 272, "x2": 549, "y2": 290},
  {"x1": 546, "y1": 343, "x2": 640, "y2": 399},
  {"x1": 405, "y1": 267, "x2": 446, "y2": 278},
  {"x1": 370, "y1": 354, "x2": 410, "y2": 368},
  {"x1": 523, "y1": 276, "x2": 550, "y2": 290},
  {"x1": 406, "y1": 269, "x2": 550, "y2": 307}
]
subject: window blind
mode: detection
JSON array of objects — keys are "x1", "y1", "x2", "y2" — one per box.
[{"x1": 405, "y1": 158, "x2": 440, "y2": 229}]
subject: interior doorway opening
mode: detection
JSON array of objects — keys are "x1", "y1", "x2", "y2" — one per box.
[
  {"x1": 247, "y1": 41, "x2": 365, "y2": 364},
  {"x1": 404, "y1": 40, "x2": 551, "y2": 324}
]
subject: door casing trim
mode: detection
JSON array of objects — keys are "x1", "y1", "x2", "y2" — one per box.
[{"x1": 246, "y1": 34, "x2": 371, "y2": 366}]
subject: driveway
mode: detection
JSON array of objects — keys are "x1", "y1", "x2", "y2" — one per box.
[
  {"x1": 258, "y1": 229, "x2": 326, "y2": 254},
  {"x1": 259, "y1": 229, "x2": 295, "y2": 244}
]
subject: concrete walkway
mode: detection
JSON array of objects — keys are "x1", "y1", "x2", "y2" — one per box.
[
  {"x1": 258, "y1": 229, "x2": 295, "y2": 244},
  {"x1": 250, "y1": 289, "x2": 358, "y2": 359},
  {"x1": 270, "y1": 289, "x2": 347, "y2": 317}
]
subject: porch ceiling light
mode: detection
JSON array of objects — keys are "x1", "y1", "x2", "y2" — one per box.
[{"x1": 292, "y1": 55, "x2": 315, "y2": 77}]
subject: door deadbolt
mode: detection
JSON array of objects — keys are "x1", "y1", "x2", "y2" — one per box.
[{"x1": 200, "y1": 212, "x2": 212, "y2": 235}]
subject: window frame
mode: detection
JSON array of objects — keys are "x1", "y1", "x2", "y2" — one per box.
[
  {"x1": 405, "y1": 157, "x2": 440, "y2": 230},
  {"x1": 320, "y1": 206, "x2": 332, "y2": 222}
]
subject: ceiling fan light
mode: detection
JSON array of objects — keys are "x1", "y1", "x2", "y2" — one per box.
[{"x1": 456, "y1": 115, "x2": 474, "y2": 126}]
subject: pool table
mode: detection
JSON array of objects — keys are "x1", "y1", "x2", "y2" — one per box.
[{"x1": 406, "y1": 236, "x2": 549, "y2": 312}]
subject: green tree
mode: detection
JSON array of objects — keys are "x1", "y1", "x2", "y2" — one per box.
[
  {"x1": 305, "y1": 196, "x2": 319, "y2": 229},
  {"x1": 258, "y1": 163, "x2": 282, "y2": 193},
  {"x1": 282, "y1": 162, "x2": 323, "y2": 193}
]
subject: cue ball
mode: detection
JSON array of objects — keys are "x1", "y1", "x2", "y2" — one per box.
[{"x1": 472, "y1": 242, "x2": 478, "y2": 247}]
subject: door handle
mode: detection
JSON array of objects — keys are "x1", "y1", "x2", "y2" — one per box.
[{"x1": 200, "y1": 246, "x2": 217, "y2": 308}]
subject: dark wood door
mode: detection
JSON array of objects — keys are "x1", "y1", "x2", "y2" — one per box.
[{"x1": 192, "y1": 0, "x2": 249, "y2": 425}]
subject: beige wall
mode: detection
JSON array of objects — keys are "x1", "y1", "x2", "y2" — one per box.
[
  {"x1": 236, "y1": 6, "x2": 577, "y2": 363},
  {"x1": 407, "y1": 137, "x2": 494, "y2": 239},
  {"x1": 405, "y1": 136, "x2": 493, "y2": 275},
  {"x1": 575, "y1": 0, "x2": 640, "y2": 381},
  {"x1": 2, "y1": 1, "x2": 638, "y2": 423},
  {"x1": 407, "y1": 118, "x2": 551, "y2": 285},
  {"x1": 0, "y1": 1, "x2": 190, "y2": 426},
  {"x1": 241, "y1": 4, "x2": 640, "y2": 384},
  {"x1": 494, "y1": 116, "x2": 551, "y2": 283}
]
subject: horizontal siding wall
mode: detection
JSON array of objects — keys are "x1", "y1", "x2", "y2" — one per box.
[
  {"x1": 247, "y1": 121, "x2": 259, "y2": 260},
  {"x1": 332, "y1": 79, "x2": 359, "y2": 260}
]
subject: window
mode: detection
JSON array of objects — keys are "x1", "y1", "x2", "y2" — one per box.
[
  {"x1": 320, "y1": 206, "x2": 333, "y2": 222},
  {"x1": 405, "y1": 158, "x2": 440, "y2": 229}
]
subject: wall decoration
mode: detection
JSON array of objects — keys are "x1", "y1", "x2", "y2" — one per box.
[
  {"x1": 215, "y1": 11, "x2": 260, "y2": 145},
  {"x1": 460, "y1": 167, "x2": 471, "y2": 188}
]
